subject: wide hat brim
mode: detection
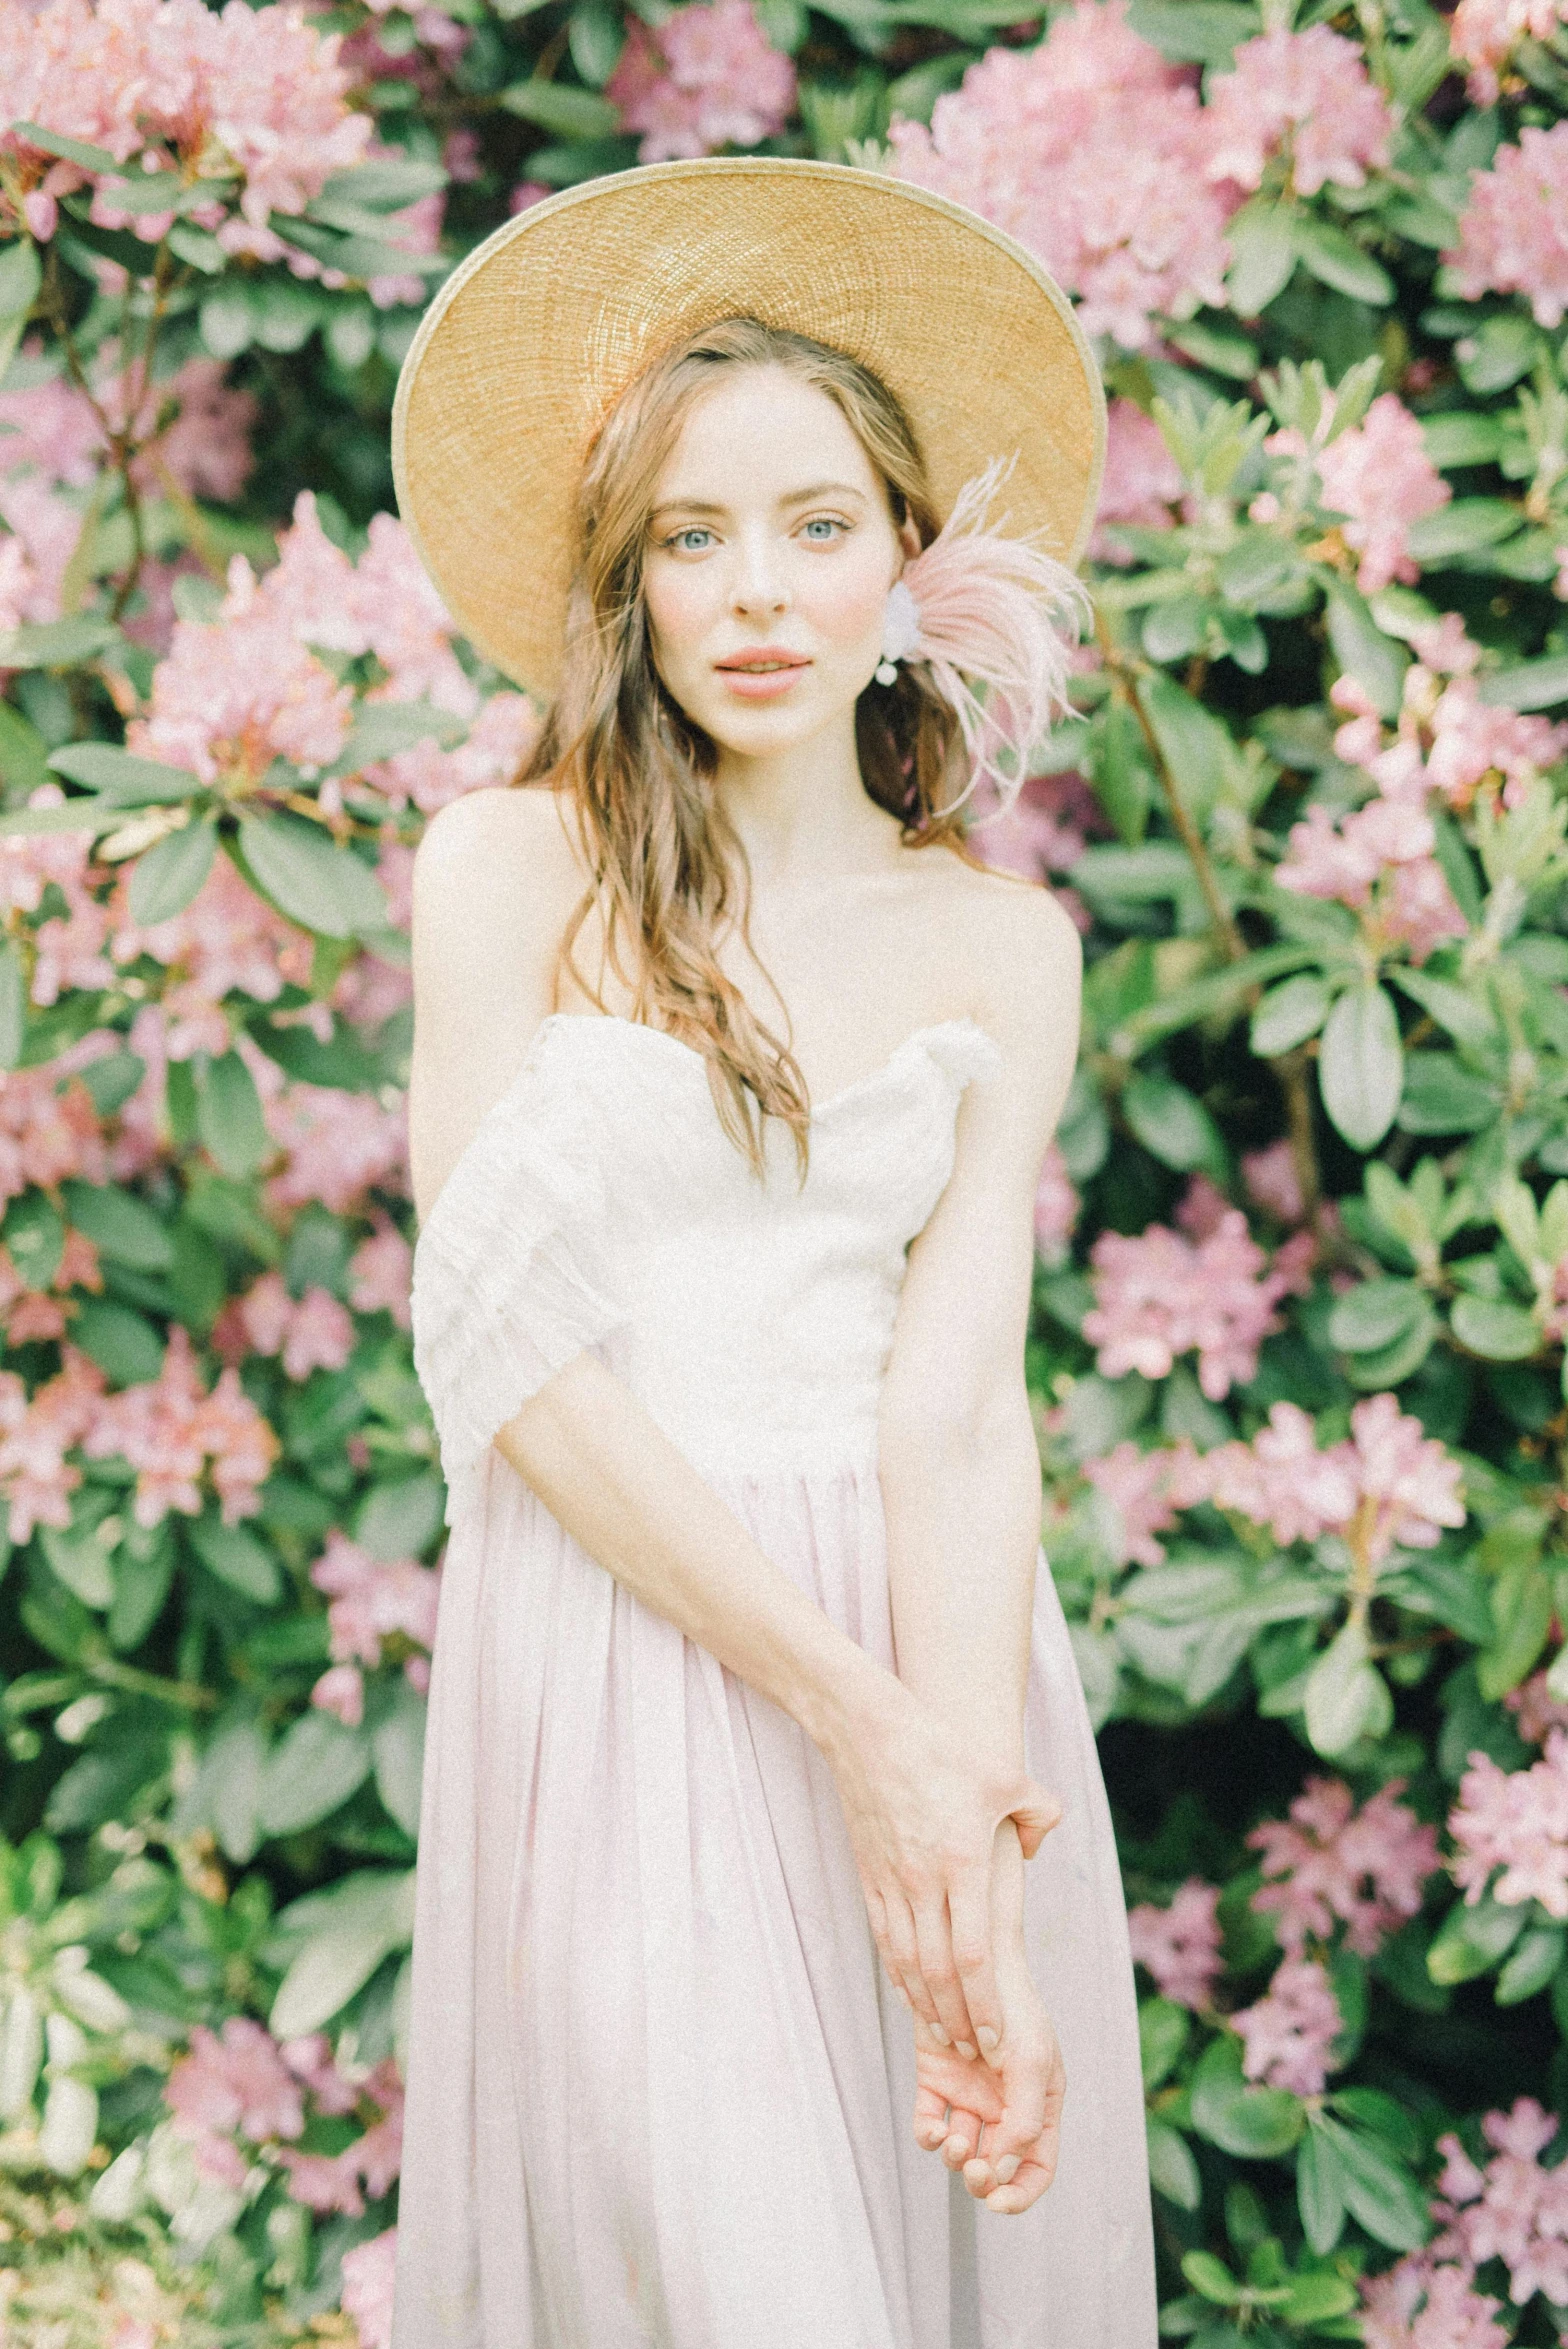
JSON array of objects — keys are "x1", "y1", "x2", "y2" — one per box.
[{"x1": 391, "y1": 155, "x2": 1105, "y2": 701}]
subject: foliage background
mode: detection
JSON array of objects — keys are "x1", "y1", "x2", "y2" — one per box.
[{"x1": 8, "y1": 0, "x2": 1568, "y2": 2338}]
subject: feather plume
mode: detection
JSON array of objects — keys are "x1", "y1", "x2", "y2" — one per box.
[{"x1": 897, "y1": 452, "x2": 1091, "y2": 818}]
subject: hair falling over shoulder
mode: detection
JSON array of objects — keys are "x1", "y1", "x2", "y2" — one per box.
[{"x1": 515, "y1": 316, "x2": 978, "y2": 1181}]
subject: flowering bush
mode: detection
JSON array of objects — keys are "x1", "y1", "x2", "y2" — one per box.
[{"x1": 13, "y1": 0, "x2": 1568, "y2": 2341}]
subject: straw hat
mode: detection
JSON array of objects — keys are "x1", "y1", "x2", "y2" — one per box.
[{"x1": 391, "y1": 155, "x2": 1105, "y2": 700}]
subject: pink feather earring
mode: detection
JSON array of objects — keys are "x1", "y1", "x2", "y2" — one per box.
[{"x1": 875, "y1": 452, "x2": 1091, "y2": 818}]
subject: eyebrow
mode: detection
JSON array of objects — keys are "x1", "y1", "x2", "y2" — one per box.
[{"x1": 649, "y1": 480, "x2": 870, "y2": 521}]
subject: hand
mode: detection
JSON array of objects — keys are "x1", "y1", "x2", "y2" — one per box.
[
  {"x1": 911, "y1": 1977, "x2": 1065, "y2": 2216},
  {"x1": 824, "y1": 1676, "x2": 1061, "y2": 2059}
]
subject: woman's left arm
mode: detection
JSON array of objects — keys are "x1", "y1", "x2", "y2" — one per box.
[{"x1": 877, "y1": 886, "x2": 1083, "y2": 2049}]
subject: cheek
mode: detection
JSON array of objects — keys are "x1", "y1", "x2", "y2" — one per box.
[
  {"x1": 643, "y1": 564, "x2": 714, "y2": 660},
  {"x1": 800, "y1": 550, "x2": 891, "y2": 649}
]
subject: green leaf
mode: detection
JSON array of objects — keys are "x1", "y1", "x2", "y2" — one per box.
[
  {"x1": 193, "y1": 1717, "x2": 269, "y2": 1865},
  {"x1": 1399, "y1": 1053, "x2": 1500, "y2": 1135},
  {"x1": 329, "y1": 698, "x2": 467, "y2": 774},
  {"x1": 47, "y1": 743, "x2": 203, "y2": 803},
  {"x1": 1477, "y1": 1560, "x2": 1552, "y2": 1698},
  {"x1": 1189, "y1": 2037, "x2": 1305, "y2": 2158},
  {"x1": 1138, "y1": 673, "x2": 1238, "y2": 828},
  {"x1": 1426, "y1": 1894, "x2": 1526, "y2": 1985},
  {"x1": 1303, "y1": 1619, "x2": 1392, "y2": 1756},
  {"x1": 1293, "y1": 217, "x2": 1394, "y2": 305},
  {"x1": 497, "y1": 79, "x2": 621, "y2": 136},
  {"x1": 0, "y1": 238, "x2": 42, "y2": 388},
  {"x1": 267, "y1": 1868, "x2": 415, "y2": 2037},
  {"x1": 1139, "y1": 1997, "x2": 1190, "y2": 2090},
  {"x1": 199, "y1": 286, "x2": 255, "y2": 360},
  {"x1": 1403, "y1": 500, "x2": 1520, "y2": 564},
  {"x1": 70, "y1": 1299, "x2": 164, "y2": 1387},
  {"x1": 4, "y1": 1191, "x2": 64, "y2": 1290},
  {"x1": 1386, "y1": 966, "x2": 1494, "y2": 1050},
  {"x1": 1281, "y1": 2269, "x2": 1357, "y2": 2324},
  {"x1": 234, "y1": 814, "x2": 387, "y2": 939},
  {"x1": 1479, "y1": 653, "x2": 1568, "y2": 713},
  {"x1": 1451, "y1": 1295, "x2": 1539, "y2": 1361},
  {"x1": 1122, "y1": 1073, "x2": 1223, "y2": 1173},
  {"x1": 1495, "y1": 1922, "x2": 1564, "y2": 2005},
  {"x1": 1421, "y1": 413, "x2": 1506, "y2": 469},
  {"x1": 257, "y1": 1711, "x2": 372, "y2": 1838},
  {"x1": 1225, "y1": 200, "x2": 1297, "y2": 317},
  {"x1": 1125, "y1": 0, "x2": 1258, "y2": 57},
  {"x1": 1324, "y1": 584, "x2": 1408, "y2": 718},
  {"x1": 8, "y1": 122, "x2": 120, "y2": 173},
  {"x1": 354, "y1": 1473, "x2": 443, "y2": 1562},
  {"x1": 38, "y1": 1522, "x2": 114, "y2": 1612},
  {"x1": 316, "y1": 157, "x2": 449, "y2": 212},
  {"x1": 0, "y1": 940, "x2": 24, "y2": 1072},
  {"x1": 1147, "y1": 2117, "x2": 1201, "y2": 2209},
  {"x1": 1297, "y1": 2121, "x2": 1347, "y2": 2255},
  {"x1": 1182, "y1": 2250, "x2": 1243, "y2": 2306},
  {"x1": 1312, "y1": 2115, "x2": 1430, "y2": 2252},
  {"x1": 372, "y1": 1680, "x2": 426, "y2": 1839},
  {"x1": 126, "y1": 817, "x2": 215, "y2": 926},
  {"x1": 1328, "y1": 1277, "x2": 1428, "y2": 1355},
  {"x1": 193, "y1": 1050, "x2": 269, "y2": 1179},
  {"x1": 61, "y1": 1182, "x2": 172, "y2": 1273},
  {"x1": 0, "y1": 617, "x2": 120, "y2": 669},
  {"x1": 1319, "y1": 983, "x2": 1402, "y2": 1151},
  {"x1": 186, "y1": 1518, "x2": 282, "y2": 1606},
  {"x1": 1250, "y1": 972, "x2": 1330, "y2": 1056}
]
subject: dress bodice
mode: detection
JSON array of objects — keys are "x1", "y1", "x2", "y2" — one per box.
[{"x1": 411, "y1": 1010, "x2": 1003, "y2": 1496}]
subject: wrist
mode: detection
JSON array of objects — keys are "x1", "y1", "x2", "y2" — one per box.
[{"x1": 796, "y1": 1640, "x2": 906, "y2": 1771}]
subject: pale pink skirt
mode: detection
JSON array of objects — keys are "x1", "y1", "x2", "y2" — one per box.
[{"x1": 390, "y1": 1449, "x2": 1157, "y2": 2348}]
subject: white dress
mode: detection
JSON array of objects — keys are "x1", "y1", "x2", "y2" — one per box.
[{"x1": 393, "y1": 1009, "x2": 1157, "y2": 2349}]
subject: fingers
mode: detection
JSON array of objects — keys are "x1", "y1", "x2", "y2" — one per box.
[
  {"x1": 912, "y1": 1898, "x2": 974, "y2": 2057},
  {"x1": 971, "y1": 2042, "x2": 1066, "y2": 2212},
  {"x1": 1007, "y1": 1778, "x2": 1063, "y2": 1863},
  {"x1": 882, "y1": 1890, "x2": 947, "y2": 2036},
  {"x1": 945, "y1": 1870, "x2": 1003, "y2": 2063}
]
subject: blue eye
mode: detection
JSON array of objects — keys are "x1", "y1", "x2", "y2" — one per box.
[
  {"x1": 802, "y1": 517, "x2": 845, "y2": 542},
  {"x1": 668, "y1": 527, "x2": 713, "y2": 552}
]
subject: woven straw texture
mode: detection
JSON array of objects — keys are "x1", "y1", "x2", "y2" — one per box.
[{"x1": 391, "y1": 156, "x2": 1105, "y2": 700}]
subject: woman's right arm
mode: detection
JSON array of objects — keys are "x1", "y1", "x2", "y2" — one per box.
[{"x1": 408, "y1": 789, "x2": 1059, "y2": 2050}]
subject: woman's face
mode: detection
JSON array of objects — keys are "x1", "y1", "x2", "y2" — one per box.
[{"x1": 641, "y1": 366, "x2": 913, "y2": 762}]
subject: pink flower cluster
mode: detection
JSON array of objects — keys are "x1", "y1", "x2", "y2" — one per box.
[
  {"x1": 84, "y1": 1326, "x2": 278, "y2": 1528},
  {"x1": 349, "y1": 1220, "x2": 413, "y2": 1328},
  {"x1": 263, "y1": 1077, "x2": 410, "y2": 1215},
  {"x1": 0, "y1": 1226, "x2": 100, "y2": 1347},
  {"x1": 1449, "y1": 0, "x2": 1564, "y2": 102},
  {"x1": 214, "y1": 1271, "x2": 354, "y2": 1381},
  {"x1": 1085, "y1": 1394, "x2": 1464, "y2": 1570},
  {"x1": 1083, "y1": 1185, "x2": 1311, "y2": 1399},
  {"x1": 309, "y1": 1531, "x2": 440, "y2": 1729},
  {"x1": 0, "y1": 1349, "x2": 107, "y2": 1542},
  {"x1": 1330, "y1": 618, "x2": 1568, "y2": 813},
  {"x1": 1361, "y1": 2252, "x2": 1509, "y2": 2348},
  {"x1": 1435, "y1": 2099, "x2": 1568, "y2": 2308},
  {"x1": 1250, "y1": 1775, "x2": 1439, "y2": 1958},
  {"x1": 0, "y1": 1063, "x2": 107, "y2": 1209},
  {"x1": 1506, "y1": 1670, "x2": 1568, "y2": 1745},
  {"x1": 165, "y1": 2016, "x2": 401, "y2": 2220},
  {"x1": 1, "y1": 0, "x2": 371, "y2": 251},
  {"x1": 1311, "y1": 395, "x2": 1450, "y2": 597},
  {"x1": 1032, "y1": 1146, "x2": 1079, "y2": 1263},
  {"x1": 1126, "y1": 1878, "x2": 1224, "y2": 2009},
  {"x1": 1448, "y1": 120, "x2": 1568, "y2": 328},
  {"x1": 1231, "y1": 1954, "x2": 1342, "y2": 2095},
  {"x1": 341, "y1": 2226, "x2": 399, "y2": 2349},
  {"x1": 1242, "y1": 1139, "x2": 1307, "y2": 1227},
  {"x1": 1275, "y1": 782, "x2": 1467, "y2": 966},
  {"x1": 888, "y1": 0, "x2": 1235, "y2": 351},
  {"x1": 607, "y1": 0, "x2": 796, "y2": 164},
  {"x1": 1204, "y1": 25, "x2": 1393, "y2": 198},
  {"x1": 1450, "y1": 1726, "x2": 1568, "y2": 1916}
]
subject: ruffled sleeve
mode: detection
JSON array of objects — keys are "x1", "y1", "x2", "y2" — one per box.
[
  {"x1": 411, "y1": 1058, "x2": 625, "y2": 1492},
  {"x1": 920, "y1": 1017, "x2": 1004, "y2": 1093}
]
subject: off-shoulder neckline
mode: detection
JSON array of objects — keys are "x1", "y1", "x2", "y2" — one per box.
[{"x1": 531, "y1": 1009, "x2": 1000, "y2": 1121}]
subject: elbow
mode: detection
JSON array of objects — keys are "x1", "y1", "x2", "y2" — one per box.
[{"x1": 877, "y1": 1378, "x2": 1038, "y2": 1483}]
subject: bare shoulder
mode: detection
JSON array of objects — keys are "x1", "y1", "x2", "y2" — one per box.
[
  {"x1": 413, "y1": 782, "x2": 583, "y2": 928},
  {"x1": 921, "y1": 856, "x2": 1083, "y2": 1139}
]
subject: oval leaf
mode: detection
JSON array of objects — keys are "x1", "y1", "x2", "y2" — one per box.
[
  {"x1": 127, "y1": 817, "x2": 216, "y2": 926},
  {"x1": 235, "y1": 814, "x2": 387, "y2": 940},
  {"x1": 1320, "y1": 983, "x2": 1403, "y2": 1151}
]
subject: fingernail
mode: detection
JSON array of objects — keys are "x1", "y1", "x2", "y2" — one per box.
[
  {"x1": 995, "y1": 2155, "x2": 1020, "y2": 2184},
  {"x1": 930, "y1": 2024, "x2": 951, "y2": 2047},
  {"x1": 956, "y1": 2039, "x2": 976, "y2": 2060},
  {"x1": 977, "y1": 2025, "x2": 1000, "y2": 2053}
]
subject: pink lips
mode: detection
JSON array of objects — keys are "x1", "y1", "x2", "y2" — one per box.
[{"x1": 714, "y1": 648, "x2": 811, "y2": 701}]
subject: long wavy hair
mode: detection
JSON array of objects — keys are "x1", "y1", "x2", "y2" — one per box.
[{"x1": 519, "y1": 315, "x2": 985, "y2": 1180}]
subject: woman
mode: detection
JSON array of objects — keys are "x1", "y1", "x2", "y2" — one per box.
[{"x1": 390, "y1": 158, "x2": 1156, "y2": 2348}]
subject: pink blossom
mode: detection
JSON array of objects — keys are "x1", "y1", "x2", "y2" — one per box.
[
  {"x1": 113, "y1": 857, "x2": 313, "y2": 1059},
  {"x1": 1276, "y1": 783, "x2": 1466, "y2": 964},
  {"x1": 607, "y1": 0, "x2": 795, "y2": 163},
  {"x1": 280, "y1": 2032, "x2": 362, "y2": 2116},
  {"x1": 1448, "y1": 120, "x2": 1568, "y2": 328},
  {"x1": 311, "y1": 1532, "x2": 440, "y2": 1671},
  {"x1": 1306, "y1": 396, "x2": 1451, "y2": 596},
  {"x1": 311, "y1": 1661, "x2": 365, "y2": 1727},
  {"x1": 1231, "y1": 1955, "x2": 1342, "y2": 2095},
  {"x1": 1083, "y1": 1440, "x2": 1195, "y2": 1568},
  {"x1": 1083, "y1": 1209, "x2": 1300, "y2": 1399},
  {"x1": 967, "y1": 769, "x2": 1100, "y2": 886},
  {"x1": 1450, "y1": 1727, "x2": 1568, "y2": 1916},
  {"x1": 1435, "y1": 2100, "x2": 1568, "y2": 2307},
  {"x1": 366, "y1": 188, "x2": 444, "y2": 311},
  {"x1": 219, "y1": 1271, "x2": 354, "y2": 1379},
  {"x1": 888, "y1": 0, "x2": 1235, "y2": 351},
  {"x1": 84, "y1": 1326, "x2": 278, "y2": 1526},
  {"x1": 349, "y1": 1221, "x2": 413, "y2": 1328},
  {"x1": 0, "y1": 1349, "x2": 106, "y2": 1542},
  {"x1": 1450, "y1": 0, "x2": 1564, "y2": 101},
  {"x1": 1507, "y1": 1671, "x2": 1568, "y2": 1745},
  {"x1": 1344, "y1": 1391, "x2": 1466, "y2": 1562},
  {"x1": 0, "y1": 1065, "x2": 106, "y2": 1208},
  {"x1": 1361, "y1": 2254, "x2": 1509, "y2": 2349},
  {"x1": 369, "y1": 691, "x2": 539, "y2": 817},
  {"x1": 1032, "y1": 1146, "x2": 1079, "y2": 1264},
  {"x1": 1126, "y1": 1879, "x2": 1223, "y2": 2008},
  {"x1": 1091, "y1": 399, "x2": 1184, "y2": 561},
  {"x1": 1242, "y1": 1139, "x2": 1305, "y2": 1227},
  {"x1": 1332, "y1": 642, "x2": 1568, "y2": 811},
  {"x1": 1204, "y1": 25, "x2": 1393, "y2": 198},
  {"x1": 167, "y1": 2017, "x2": 305, "y2": 2147},
  {"x1": 1249, "y1": 1775, "x2": 1439, "y2": 1958},
  {"x1": 264, "y1": 1080, "x2": 408, "y2": 1214},
  {"x1": 341, "y1": 2226, "x2": 399, "y2": 2349}
]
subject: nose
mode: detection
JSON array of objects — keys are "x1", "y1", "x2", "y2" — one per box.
[{"x1": 731, "y1": 526, "x2": 789, "y2": 616}]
